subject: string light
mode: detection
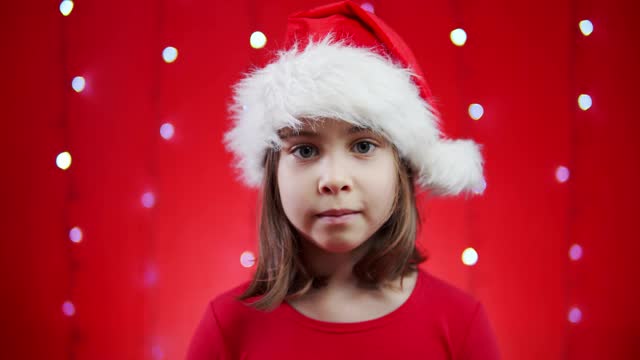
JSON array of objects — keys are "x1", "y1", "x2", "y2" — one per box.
[
  {"x1": 361, "y1": 2, "x2": 375, "y2": 13},
  {"x1": 250, "y1": 31, "x2": 267, "y2": 49},
  {"x1": 162, "y1": 46, "x2": 178, "y2": 63},
  {"x1": 56, "y1": 151, "x2": 72, "y2": 170},
  {"x1": 160, "y1": 123, "x2": 175, "y2": 140},
  {"x1": 578, "y1": 94, "x2": 592, "y2": 110},
  {"x1": 468, "y1": 103, "x2": 484, "y2": 120},
  {"x1": 71, "y1": 76, "x2": 85, "y2": 92},
  {"x1": 240, "y1": 251, "x2": 256, "y2": 268},
  {"x1": 579, "y1": 20, "x2": 593, "y2": 36},
  {"x1": 461, "y1": 247, "x2": 479, "y2": 266},
  {"x1": 141, "y1": 192, "x2": 156, "y2": 208},
  {"x1": 555, "y1": 166, "x2": 570, "y2": 183},
  {"x1": 69, "y1": 226, "x2": 83, "y2": 243},
  {"x1": 569, "y1": 244, "x2": 583, "y2": 261},
  {"x1": 59, "y1": 0, "x2": 74, "y2": 16},
  {"x1": 450, "y1": 28, "x2": 467, "y2": 46}
]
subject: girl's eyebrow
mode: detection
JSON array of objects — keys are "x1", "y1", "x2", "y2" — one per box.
[{"x1": 278, "y1": 125, "x2": 373, "y2": 140}]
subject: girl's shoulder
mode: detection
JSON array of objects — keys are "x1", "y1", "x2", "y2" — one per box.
[{"x1": 415, "y1": 269, "x2": 483, "y2": 314}]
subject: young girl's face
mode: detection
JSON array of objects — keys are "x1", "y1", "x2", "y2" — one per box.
[{"x1": 277, "y1": 119, "x2": 398, "y2": 254}]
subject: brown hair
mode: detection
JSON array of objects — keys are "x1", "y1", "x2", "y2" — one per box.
[{"x1": 237, "y1": 144, "x2": 428, "y2": 311}]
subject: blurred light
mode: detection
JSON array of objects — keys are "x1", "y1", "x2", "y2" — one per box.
[
  {"x1": 569, "y1": 244, "x2": 583, "y2": 261},
  {"x1": 160, "y1": 123, "x2": 175, "y2": 140},
  {"x1": 141, "y1": 192, "x2": 155, "y2": 208},
  {"x1": 250, "y1": 31, "x2": 267, "y2": 49},
  {"x1": 361, "y1": 2, "x2": 375, "y2": 13},
  {"x1": 62, "y1": 301, "x2": 76, "y2": 316},
  {"x1": 579, "y1": 20, "x2": 594, "y2": 36},
  {"x1": 468, "y1": 103, "x2": 484, "y2": 120},
  {"x1": 242, "y1": 105, "x2": 248, "y2": 112},
  {"x1": 555, "y1": 166, "x2": 570, "y2": 183},
  {"x1": 240, "y1": 251, "x2": 256, "y2": 268},
  {"x1": 59, "y1": 0, "x2": 74, "y2": 16},
  {"x1": 473, "y1": 179, "x2": 487, "y2": 195},
  {"x1": 72, "y1": 76, "x2": 85, "y2": 92},
  {"x1": 56, "y1": 151, "x2": 72, "y2": 170},
  {"x1": 461, "y1": 247, "x2": 478, "y2": 266},
  {"x1": 144, "y1": 264, "x2": 158, "y2": 287},
  {"x1": 450, "y1": 28, "x2": 467, "y2": 46},
  {"x1": 162, "y1": 46, "x2": 178, "y2": 63},
  {"x1": 69, "y1": 226, "x2": 83, "y2": 243},
  {"x1": 568, "y1": 306, "x2": 582, "y2": 324},
  {"x1": 578, "y1": 94, "x2": 592, "y2": 110},
  {"x1": 151, "y1": 345, "x2": 164, "y2": 360}
]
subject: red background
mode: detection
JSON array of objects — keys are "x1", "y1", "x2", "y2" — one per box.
[{"x1": 2, "y1": 0, "x2": 639, "y2": 359}]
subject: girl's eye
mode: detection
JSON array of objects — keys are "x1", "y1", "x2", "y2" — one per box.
[
  {"x1": 292, "y1": 145, "x2": 318, "y2": 159},
  {"x1": 353, "y1": 141, "x2": 377, "y2": 154}
]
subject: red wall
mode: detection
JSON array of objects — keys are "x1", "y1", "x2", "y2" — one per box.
[{"x1": 1, "y1": 0, "x2": 639, "y2": 359}]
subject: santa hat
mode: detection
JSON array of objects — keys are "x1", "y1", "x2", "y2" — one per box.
[{"x1": 224, "y1": 0, "x2": 485, "y2": 196}]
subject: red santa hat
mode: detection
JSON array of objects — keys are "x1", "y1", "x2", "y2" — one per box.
[{"x1": 224, "y1": 0, "x2": 485, "y2": 196}]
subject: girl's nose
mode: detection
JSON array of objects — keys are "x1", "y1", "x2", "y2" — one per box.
[{"x1": 317, "y1": 156, "x2": 352, "y2": 195}]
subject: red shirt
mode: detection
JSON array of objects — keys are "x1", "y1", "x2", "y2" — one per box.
[{"x1": 187, "y1": 269, "x2": 501, "y2": 359}]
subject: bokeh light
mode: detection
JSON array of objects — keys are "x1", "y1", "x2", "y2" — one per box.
[
  {"x1": 72, "y1": 76, "x2": 85, "y2": 92},
  {"x1": 473, "y1": 179, "x2": 487, "y2": 195},
  {"x1": 69, "y1": 226, "x2": 83, "y2": 243},
  {"x1": 569, "y1": 244, "x2": 583, "y2": 261},
  {"x1": 579, "y1": 20, "x2": 594, "y2": 36},
  {"x1": 361, "y1": 2, "x2": 374, "y2": 13},
  {"x1": 461, "y1": 247, "x2": 478, "y2": 266},
  {"x1": 250, "y1": 31, "x2": 267, "y2": 49},
  {"x1": 56, "y1": 151, "x2": 72, "y2": 170},
  {"x1": 469, "y1": 103, "x2": 484, "y2": 120},
  {"x1": 240, "y1": 251, "x2": 256, "y2": 268},
  {"x1": 59, "y1": 0, "x2": 74, "y2": 16},
  {"x1": 555, "y1": 166, "x2": 570, "y2": 183},
  {"x1": 160, "y1": 123, "x2": 175, "y2": 140},
  {"x1": 450, "y1": 28, "x2": 467, "y2": 46},
  {"x1": 162, "y1": 46, "x2": 178, "y2": 63},
  {"x1": 141, "y1": 192, "x2": 155, "y2": 208},
  {"x1": 62, "y1": 301, "x2": 76, "y2": 317},
  {"x1": 568, "y1": 306, "x2": 582, "y2": 324},
  {"x1": 578, "y1": 94, "x2": 592, "y2": 110}
]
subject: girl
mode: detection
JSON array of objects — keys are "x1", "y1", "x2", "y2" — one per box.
[{"x1": 187, "y1": 1, "x2": 500, "y2": 359}]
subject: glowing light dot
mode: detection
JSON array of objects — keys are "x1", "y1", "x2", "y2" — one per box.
[
  {"x1": 162, "y1": 46, "x2": 178, "y2": 63},
  {"x1": 468, "y1": 103, "x2": 484, "y2": 120},
  {"x1": 568, "y1": 306, "x2": 582, "y2": 324},
  {"x1": 72, "y1": 76, "x2": 85, "y2": 92},
  {"x1": 361, "y1": 2, "x2": 375, "y2": 13},
  {"x1": 473, "y1": 179, "x2": 487, "y2": 195},
  {"x1": 579, "y1": 20, "x2": 594, "y2": 36},
  {"x1": 160, "y1": 123, "x2": 175, "y2": 140},
  {"x1": 69, "y1": 226, "x2": 83, "y2": 243},
  {"x1": 578, "y1": 94, "x2": 592, "y2": 111},
  {"x1": 240, "y1": 251, "x2": 256, "y2": 268},
  {"x1": 569, "y1": 244, "x2": 583, "y2": 261},
  {"x1": 555, "y1": 166, "x2": 570, "y2": 183},
  {"x1": 461, "y1": 247, "x2": 478, "y2": 266},
  {"x1": 62, "y1": 301, "x2": 76, "y2": 316},
  {"x1": 144, "y1": 264, "x2": 158, "y2": 287},
  {"x1": 250, "y1": 31, "x2": 267, "y2": 49},
  {"x1": 141, "y1": 192, "x2": 155, "y2": 208},
  {"x1": 151, "y1": 345, "x2": 164, "y2": 360},
  {"x1": 450, "y1": 28, "x2": 467, "y2": 46},
  {"x1": 59, "y1": 0, "x2": 74, "y2": 16},
  {"x1": 56, "y1": 151, "x2": 72, "y2": 170}
]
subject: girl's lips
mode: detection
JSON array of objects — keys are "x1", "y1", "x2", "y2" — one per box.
[{"x1": 315, "y1": 211, "x2": 361, "y2": 225}]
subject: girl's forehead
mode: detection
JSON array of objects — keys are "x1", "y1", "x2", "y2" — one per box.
[{"x1": 278, "y1": 118, "x2": 380, "y2": 139}]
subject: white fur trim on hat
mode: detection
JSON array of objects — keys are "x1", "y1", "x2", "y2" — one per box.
[{"x1": 224, "y1": 35, "x2": 485, "y2": 196}]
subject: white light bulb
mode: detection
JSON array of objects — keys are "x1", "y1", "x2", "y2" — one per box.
[
  {"x1": 162, "y1": 46, "x2": 178, "y2": 63},
  {"x1": 59, "y1": 0, "x2": 74, "y2": 16},
  {"x1": 72, "y1": 76, "x2": 85, "y2": 92},
  {"x1": 579, "y1": 20, "x2": 594, "y2": 36},
  {"x1": 469, "y1": 103, "x2": 484, "y2": 120},
  {"x1": 450, "y1": 28, "x2": 467, "y2": 46},
  {"x1": 578, "y1": 94, "x2": 592, "y2": 110},
  {"x1": 56, "y1": 151, "x2": 72, "y2": 170},
  {"x1": 250, "y1": 31, "x2": 267, "y2": 49},
  {"x1": 461, "y1": 247, "x2": 478, "y2": 266}
]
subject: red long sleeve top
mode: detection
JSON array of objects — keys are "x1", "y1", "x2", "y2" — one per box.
[{"x1": 186, "y1": 269, "x2": 501, "y2": 359}]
